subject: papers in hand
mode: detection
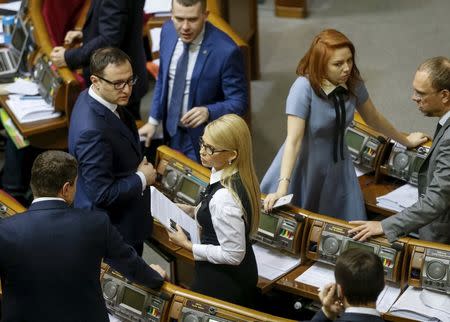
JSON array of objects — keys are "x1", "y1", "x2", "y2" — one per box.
[
  {"x1": 294, "y1": 262, "x2": 401, "y2": 313},
  {"x1": 252, "y1": 243, "x2": 300, "y2": 281},
  {"x1": 150, "y1": 187, "x2": 200, "y2": 244},
  {"x1": 376, "y1": 184, "x2": 418, "y2": 212},
  {"x1": 389, "y1": 286, "x2": 450, "y2": 322},
  {"x1": 6, "y1": 94, "x2": 61, "y2": 123},
  {"x1": 273, "y1": 194, "x2": 293, "y2": 208}
]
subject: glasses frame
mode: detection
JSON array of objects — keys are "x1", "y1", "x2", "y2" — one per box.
[
  {"x1": 94, "y1": 74, "x2": 138, "y2": 90},
  {"x1": 199, "y1": 138, "x2": 228, "y2": 156}
]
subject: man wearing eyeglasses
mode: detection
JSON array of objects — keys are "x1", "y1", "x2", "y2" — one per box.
[
  {"x1": 350, "y1": 56, "x2": 450, "y2": 244},
  {"x1": 68, "y1": 47, "x2": 156, "y2": 255}
]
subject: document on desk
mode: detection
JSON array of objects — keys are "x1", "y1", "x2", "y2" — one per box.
[
  {"x1": 144, "y1": 0, "x2": 171, "y2": 15},
  {"x1": 376, "y1": 183, "x2": 418, "y2": 212},
  {"x1": 5, "y1": 79, "x2": 39, "y2": 96},
  {"x1": 389, "y1": 286, "x2": 450, "y2": 322},
  {"x1": 354, "y1": 165, "x2": 371, "y2": 177},
  {"x1": 150, "y1": 187, "x2": 200, "y2": 244},
  {"x1": 252, "y1": 243, "x2": 301, "y2": 281},
  {"x1": 6, "y1": 94, "x2": 61, "y2": 123},
  {"x1": 294, "y1": 262, "x2": 401, "y2": 313}
]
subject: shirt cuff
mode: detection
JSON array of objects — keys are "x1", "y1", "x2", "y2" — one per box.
[
  {"x1": 135, "y1": 171, "x2": 147, "y2": 191},
  {"x1": 148, "y1": 117, "x2": 160, "y2": 126},
  {"x1": 192, "y1": 243, "x2": 207, "y2": 261}
]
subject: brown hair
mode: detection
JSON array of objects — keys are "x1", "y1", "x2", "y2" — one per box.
[
  {"x1": 30, "y1": 151, "x2": 78, "y2": 198},
  {"x1": 335, "y1": 248, "x2": 385, "y2": 306},
  {"x1": 418, "y1": 56, "x2": 450, "y2": 91},
  {"x1": 173, "y1": 0, "x2": 207, "y2": 11},
  {"x1": 296, "y1": 29, "x2": 362, "y2": 97},
  {"x1": 89, "y1": 47, "x2": 131, "y2": 77}
]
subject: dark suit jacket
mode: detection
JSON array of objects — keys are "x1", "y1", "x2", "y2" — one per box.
[
  {"x1": 382, "y1": 117, "x2": 450, "y2": 244},
  {"x1": 0, "y1": 200, "x2": 163, "y2": 322},
  {"x1": 307, "y1": 310, "x2": 385, "y2": 322},
  {"x1": 64, "y1": 0, "x2": 148, "y2": 104},
  {"x1": 150, "y1": 20, "x2": 248, "y2": 158},
  {"x1": 68, "y1": 89, "x2": 152, "y2": 246}
]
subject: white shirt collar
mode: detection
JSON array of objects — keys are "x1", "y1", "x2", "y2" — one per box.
[
  {"x1": 88, "y1": 85, "x2": 119, "y2": 115},
  {"x1": 321, "y1": 79, "x2": 348, "y2": 96},
  {"x1": 209, "y1": 168, "x2": 238, "y2": 185},
  {"x1": 439, "y1": 109, "x2": 450, "y2": 126},
  {"x1": 190, "y1": 25, "x2": 205, "y2": 48},
  {"x1": 345, "y1": 307, "x2": 380, "y2": 317},
  {"x1": 32, "y1": 197, "x2": 66, "y2": 204}
]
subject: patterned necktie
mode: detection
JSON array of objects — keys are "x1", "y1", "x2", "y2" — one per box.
[
  {"x1": 433, "y1": 122, "x2": 442, "y2": 140},
  {"x1": 167, "y1": 42, "x2": 190, "y2": 137}
]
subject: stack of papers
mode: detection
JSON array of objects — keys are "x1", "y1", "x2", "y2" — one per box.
[
  {"x1": 294, "y1": 262, "x2": 401, "y2": 313},
  {"x1": 389, "y1": 286, "x2": 450, "y2": 321},
  {"x1": 150, "y1": 186, "x2": 200, "y2": 244},
  {"x1": 144, "y1": 0, "x2": 171, "y2": 16},
  {"x1": 376, "y1": 183, "x2": 418, "y2": 212},
  {"x1": 6, "y1": 94, "x2": 61, "y2": 123},
  {"x1": 252, "y1": 243, "x2": 301, "y2": 281}
]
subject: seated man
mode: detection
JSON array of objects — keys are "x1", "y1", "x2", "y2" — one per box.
[
  {"x1": 307, "y1": 248, "x2": 385, "y2": 322},
  {"x1": 0, "y1": 150, "x2": 166, "y2": 322}
]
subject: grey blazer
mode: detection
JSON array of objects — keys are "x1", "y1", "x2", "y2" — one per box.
[{"x1": 382, "y1": 117, "x2": 450, "y2": 244}]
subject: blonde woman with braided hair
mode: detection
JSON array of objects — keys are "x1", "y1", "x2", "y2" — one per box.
[{"x1": 168, "y1": 114, "x2": 260, "y2": 307}]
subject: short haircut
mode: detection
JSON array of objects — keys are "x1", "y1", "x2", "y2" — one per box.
[
  {"x1": 335, "y1": 248, "x2": 385, "y2": 306},
  {"x1": 30, "y1": 151, "x2": 78, "y2": 198},
  {"x1": 296, "y1": 29, "x2": 362, "y2": 98},
  {"x1": 89, "y1": 47, "x2": 131, "y2": 77},
  {"x1": 418, "y1": 56, "x2": 450, "y2": 92},
  {"x1": 173, "y1": 0, "x2": 207, "y2": 11}
]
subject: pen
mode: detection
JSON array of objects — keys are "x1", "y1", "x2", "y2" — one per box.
[{"x1": 19, "y1": 96, "x2": 42, "y2": 100}]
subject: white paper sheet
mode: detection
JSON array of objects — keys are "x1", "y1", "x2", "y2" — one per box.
[
  {"x1": 376, "y1": 183, "x2": 418, "y2": 212},
  {"x1": 0, "y1": 1, "x2": 21, "y2": 12},
  {"x1": 6, "y1": 94, "x2": 61, "y2": 123},
  {"x1": 144, "y1": 0, "x2": 171, "y2": 14},
  {"x1": 150, "y1": 186, "x2": 200, "y2": 244},
  {"x1": 294, "y1": 262, "x2": 401, "y2": 313},
  {"x1": 149, "y1": 28, "x2": 162, "y2": 53},
  {"x1": 354, "y1": 165, "x2": 371, "y2": 177},
  {"x1": 389, "y1": 286, "x2": 450, "y2": 322},
  {"x1": 6, "y1": 79, "x2": 39, "y2": 95},
  {"x1": 108, "y1": 313, "x2": 123, "y2": 322},
  {"x1": 252, "y1": 243, "x2": 301, "y2": 281}
]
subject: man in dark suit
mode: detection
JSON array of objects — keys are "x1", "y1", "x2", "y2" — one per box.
[
  {"x1": 0, "y1": 150, "x2": 165, "y2": 322},
  {"x1": 138, "y1": 0, "x2": 248, "y2": 161},
  {"x1": 50, "y1": 0, "x2": 147, "y2": 119},
  {"x1": 306, "y1": 248, "x2": 385, "y2": 322},
  {"x1": 350, "y1": 56, "x2": 450, "y2": 244},
  {"x1": 69, "y1": 47, "x2": 156, "y2": 255}
]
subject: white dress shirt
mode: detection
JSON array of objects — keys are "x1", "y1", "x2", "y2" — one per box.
[
  {"x1": 149, "y1": 27, "x2": 206, "y2": 138},
  {"x1": 88, "y1": 86, "x2": 147, "y2": 190},
  {"x1": 345, "y1": 307, "x2": 381, "y2": 317},
  {"x1": 438, "y1": 109, "x2": 450, "y2": 126},
  {"x1": 32, "y1": 197, "x2": 66, "y2": 204},
  {"x1": 192, "y1": 168, "x2": 246, "y2": 265}
]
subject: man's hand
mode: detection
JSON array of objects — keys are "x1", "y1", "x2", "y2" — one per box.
[
  {"x1": 405, "y1": 132, "x2": 429, "y2": 148},
  {"x1": 137, "y1": 157, "x2": 157, "y2": 185},
  {"x1": 50, "y1": 47, "x2": 67, "y2": 67},
  {"x1": 180, "y1": 106, "x2": 209, "y2": 128},
  {"x1": 149, "y1": 264, "x2": 167, "y2": 280},
  {"x1": 138, "y1": 123, "x2": 156, "y2": 148},
  {"x1": 64, "y1": 30, "x2": 83, "y2": 46},
  {"x1": 348, "y1": 221, "x2": 384, "y2": 241},
  {"x1": 319, "y1": 283, "x2": 344, "y2": 320}
]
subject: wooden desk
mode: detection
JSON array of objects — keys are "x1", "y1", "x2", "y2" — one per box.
[
  {"x1": 359, "y1": 174, "x2": 400, "y2": 217},
  {"x1": 275, "y1": 261, "x2": 319, "y2": 300},
  {"x1": 0, "y1": 95, "x2": 68, "y2": 149}
]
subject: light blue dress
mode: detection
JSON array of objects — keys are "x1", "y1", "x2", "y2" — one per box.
[{"x1": 261, "y1": 77, "x2": 368, "y2": 221}]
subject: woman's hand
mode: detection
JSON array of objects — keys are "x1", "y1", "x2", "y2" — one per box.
[
  {"x1": 405, "y1": 132, "x2": 429, "y2": 148},
  {"x1": 167, "y1": 224, "x2": 193, "y2": 251},
  {"x1": 176, "y1": 203, "x2": 196, "y2": 218},
  {"x1": 263, "y1": 191, "x2": 284, "y2": 212}
]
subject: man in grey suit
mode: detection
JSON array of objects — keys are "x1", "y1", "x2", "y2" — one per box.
[{"x1": 349, "y1": 56, "x2": 450, "y2": 244}]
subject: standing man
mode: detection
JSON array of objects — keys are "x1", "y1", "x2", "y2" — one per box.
[
  {"x1": 350, "y1": 56, "x2": 450, "y2": 244},
  {"x1": 138, "y1": 0, "x2": 248, "y2": 161},
  {"x1": 0, "y1": 151, "x2": 165, "y2": 322},
  {"x1": 50, "y1": 0, "x2": 147, "y2": 119},
  {"x1": 69, "y1": 47, "x2": 155, "y2": 255}
]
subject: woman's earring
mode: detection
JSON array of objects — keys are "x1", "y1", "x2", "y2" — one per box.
[{"x1": 228, "y1": 159, "x2": 233, "y2": 165}]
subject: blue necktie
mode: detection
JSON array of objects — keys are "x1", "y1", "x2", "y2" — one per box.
[{"x1": 167, "y1": 42, "x2": 190, "y2": 137}]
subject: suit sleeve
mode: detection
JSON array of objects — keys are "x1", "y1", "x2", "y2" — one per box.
[
  {"x1": 103, "y1": 214, "x2": 163, "y2": 289},
  {"x1": 382, "y1": 136, "x2": 450, "y2": 242},
  {"x1": 206, "y1": 46, "x2": 248, "y2": 120},
  {"x1": 75, "y1": 129, "x2": 142, "y2": 208},
  {"x1": 64, "y1": 0, "x2": 129, "y2": 69}
]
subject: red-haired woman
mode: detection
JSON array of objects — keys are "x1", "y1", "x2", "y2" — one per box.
[{"x1": 261, "y1": 29, "x2": 427, "y2": 221}]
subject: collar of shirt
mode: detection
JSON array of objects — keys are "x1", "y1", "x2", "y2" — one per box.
[
  {"x1": 88, "y1": 85, "x2": 119, "y2": 118},
  {"x1": 32, "y1": 197, "x2": 66, "y2": 204},
  {"x1": 210, "y1": 168, "x2": 238, "y2": 184},
  {"x1": 189, "y1": 25, "x2": 205, "y2": 48},
  {"x1": 321, "y1": 79, "x2": 348, "y2": 96},
  {"x1": 439, "y1": 109, "x2": 450, "y2": 126},
  {"x1": 345, "y1": 307, "x2": 380, "y2": 317}
]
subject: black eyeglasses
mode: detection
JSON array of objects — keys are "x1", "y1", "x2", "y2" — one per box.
[
  {"x1": 94, "y1": 74, "x2": 138, "y2": 90},
  {"x1": 199, "y1": 138, "x2": 228, "y2": 155}
]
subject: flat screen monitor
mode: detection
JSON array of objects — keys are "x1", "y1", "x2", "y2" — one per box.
[
  {"x1": 11, "y1": 19, "x2": 27, "y2": 55},
  {"x1": 179, "y1": 177, "x2": 199, "y2": 201},
  {"x1": 345, "y1": 240, "x2": 375, "y2": 254},
  {"x1": 258, "y1": 212, "x2": 278, "y2": 237},
  {"x1": 345, "y1": 129, "x2": 366, "y2": 154},
  {"x1": 120, "y1": 286, "x2": 145, "y2": 313}
]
